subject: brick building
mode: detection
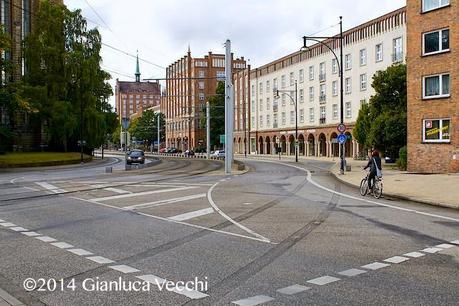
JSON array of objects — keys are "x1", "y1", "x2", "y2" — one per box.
[
  {"x1": 163, "y1": 48, "x2": 246, "y2": 151},
  {"x1": 407, "y1": 0, "x2": 458, "y2": 173}
]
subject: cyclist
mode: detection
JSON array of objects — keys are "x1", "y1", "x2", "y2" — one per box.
[{"x1": 363, "y1": 150, "x2": 382, "y2": 193}]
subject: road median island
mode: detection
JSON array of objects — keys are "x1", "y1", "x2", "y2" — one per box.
[{"x1": 0, "y1": 152, "x2": 92, "y2": 168}]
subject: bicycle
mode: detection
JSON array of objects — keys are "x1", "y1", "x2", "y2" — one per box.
[{"x1": 359, "y1": 170, "x2": 383, "y2": 199}]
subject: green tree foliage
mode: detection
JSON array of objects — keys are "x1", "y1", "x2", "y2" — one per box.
[
  {"x1": 129, "y1": 110, "x2": 165, "y2": 145},
  {"x1": 200, "y1": 82, "x2": 225, "y2": 149},
  {"x1": 352, "y1": 64, "x2": 407, "y2": 158}
]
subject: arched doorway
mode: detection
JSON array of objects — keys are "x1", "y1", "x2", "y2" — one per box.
[
  {"x1": 258, "y1": 136, "x2": 264, "y2": 154},
  {"x1": 273, "y1": 136, "x2": 278, "y2": 154},
  {"x1": 319, "y1": 133, "x2": 327, "y2": 157},
  {"x1": 288, "y1": 135, "x2": 295, "y2": 155},
  {"x1": 345, "y1": 132, "x2": 352, "y2": 157},
  {"x1": 280, "y1": 135, "x2": 287, "y2": 154},
  {"x1": 265, "y1": 136, "x2": 271, "y2": 155},
  {"x1": 177, "y1": 138, "x2": 181, "y2": 150},
  {"x1": 307, "y1": 134, "x2": 315, "y2": 156},
  {"x1": 298, "y1": 134, "x2": 305, "y2": 155},
  {"x1": 238, "y1": 138, "x2": 242, "y2": 154},
  {"x1": 330, "y1": 132, "x2": 339, "y2": 157}
]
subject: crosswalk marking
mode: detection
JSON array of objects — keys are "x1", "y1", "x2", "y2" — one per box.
[
  {"x1": 306, "y1": 276, "x2": 340, "y2": 286},
  {"x1": 10, "y1": 227, "x2": 28, "y2": 232},
  {"x1": 87, "y1": 256, "x2": 115, "y2": 264},
  {"x1": 276, "y1": 284, "x2": 310, "y2": 295},
  {"x1": 421, "y1": 247, "x2": 443, "y2": 254},
  {"x1": 51, "y1": 242, "x2": 74, "y2": 249},
  {"x1": 137, "y1": 274, "x2": 208, "y2": 299},
  {"x1": 35, "y1": 236, "x2": 57, "y2": 243},
  {"x1": 123, "y1": 193, "x2": 207, "y2": 210},
  {"x1": 109, "y1": 265, "x2": 140, "y2": 274},
  {"x1": 0, "y1": 222, "x2": 16, "y2": 227},
  {"x1": 104, "y1": 187, "x2": 131, "y2": 194},
  {"x1": 436, "y1": 243, "x2": 454, "y2": 249},
  {"x1": 68, "y1": 249, "x2": 93, "y2": 256},
  {"x1": 232, "y1": 295, "x2": 274, "y2": 306},
  {"x1": 21, "y1": 232, "x2": 41, "y2": 237},
  {"x1": 338, "y1": 268, "x2": 367, "y2": 277},
  {"x1": 35, "y1": 182, "x2": 67, "y2": 194},
  {"x1": 383, "y1": 256, "x2": 409, "y2": 264},
  {"x1": 404, "y1": 251, "x2": 425, "y2": 258},
  {"x1": 91, "y1": 186, "x2": 197, "y2": 202},
  {"x1": 168, "y1": 208, "x2": 214, "y2": 221},
  {"x1": 361, "y1": 262, "x2": 391, "y2": 270}
]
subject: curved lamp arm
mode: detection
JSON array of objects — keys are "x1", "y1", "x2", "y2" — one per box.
[{"x1": 301, "y1": 37, "x2": 341, "y2": 77}]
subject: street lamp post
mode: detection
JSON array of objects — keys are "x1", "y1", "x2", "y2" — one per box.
[{"x1": 301, "y1": 16, "x2": 345, "y2": 174}]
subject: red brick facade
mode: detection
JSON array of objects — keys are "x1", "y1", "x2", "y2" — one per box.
[{"x1": 407, "y1": 0, "x2": 459, "y2": 173}]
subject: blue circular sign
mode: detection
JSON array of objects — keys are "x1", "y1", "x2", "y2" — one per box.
[{"x1": 338, "y1": 134, "x2": 347, "y2": 144}]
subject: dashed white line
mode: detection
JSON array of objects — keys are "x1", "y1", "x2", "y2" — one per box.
[
  {"x1": 451, "y1": 240, "x2": 459, "y2": 245},
  {"x1": 404, "y1": 251, "x2": 425, "y2": 258},
  {"x1": 122, "y1": 193, "x2": 207, "y2": 210},
  {"x1": 307, "y1": 276, "x2": 341, "y2": 286},
  {"x1": 35, "y1": 182, "x2": 67, "y2": 194},
  {"x1": 436, "y1": 243, "x2": 455, "y2": 249},
  {"x1": 361, "y1": 262, "x2": 391, "y2": 270},
  {"x1": 338, "y1": 268, "x2": 367, "y2": 277},
  {"x1": 0, "y1": 219, "x2": 4, "y2": 222},
  {"x1": 67, "y1": 249, "x2": 93, "y2": 256},
  {"x1": 51, "y1": 242, "x2": 74, "y2": 249},
  {"x1": 136, "y1": 274, "x2": 208, "y2": 299},
  {"x1": 232, "y1": 295, "x2": 275, "y2": 306},
  {"x1": 0, "y1": 222, "x2": 16, "y2": 227},
  {"x1": 87, "y1": 256, "x2": 115, "y2": 264},
  {"x1": 168, "y1": 207, "x2": 214, "y2": 221},
  {"x1": 421, "y1": 247, "x2": 443, "y2": 254},
  {"x1": 104, "y1": 187, "x2": 132, "y2": 194},
  {"x1": 91, "y1": 186, "x2": 197, "y2": 202},
  {"x1": 383, "y1": 256, "x2": 410, "y2": 264},
  {"x1": 10, "y1": 227, "x2": 28, "y2": 232},
  {"x1": 35, "y1": 236, "x2": 57, "y2": 242},
  {"x1": 21, "y1": 232, "x2": 41, "y2": 237},
  {"x1": 109, "y1": 265, "x2": 140, "y2": 274},
  {"x1": 136, "y1": 274, "x2": 166, "y2": 285},
  {"x1": 276, "y1": 284, "x2": 310, "y2": 295}
]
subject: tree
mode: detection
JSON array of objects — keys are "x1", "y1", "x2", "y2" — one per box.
[
  {"x1": 200, "y1": 82, "x2": 225, "y2": 149},
  {"x1": 353, "y1": 64, "x2": 407, "y2": 158},
  {"x1": 129, "y1": 110, "x2": 165, "y2": 148}
]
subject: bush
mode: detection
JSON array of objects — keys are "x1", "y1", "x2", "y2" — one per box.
[{"x1": 397, "y1": 146, "x2": 407, "y2": 170}]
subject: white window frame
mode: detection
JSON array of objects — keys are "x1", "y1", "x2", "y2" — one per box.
[
  {"x1": 281, "y1": 75, "x2": 286, "y2": 88},
  {"x1": 332, "y1": 104, "x2": 338, "y2": 119},
  {"x1": 282, "y1": 112, "x2": 286, "y2": 125},
  {"x1": 345, "y1": 54, "x2": 352, "y2": 70},
  {"x1": 300, "y1": 109, "x2": 304, "y2": 123},
  {"x1": 359, "y1": 49, "x2": 367, "y2": 66},
  {"x1": 332, "y1": 59, "x2": 338, "y2": 74},
  {"x1": 266, "y1": 97, "x2": 270, "y2": 111},
  {"x1": 422, "y1": 28, "x2": 450, "y2": 56},
  {"x1": 422, "y1": 118, "x2": 451, "y2": 143},
  {"x1": 422, "y1": 73, "x2": 450, "y2": 99},
  {"x1": 290, "y1": 111, "x2": 295, "y2": 124},
  {"x1": 360, "y1": 74, "x2": 367, "y2": 91},
  {"x1": 309, "y1": 108, "x2": 315, "y2": 123},
  {"x1": 345, "y1": 102, "x2": 352, "y2": 118},
  {"x1": 309, "y1": 66, "x2": 314, "y2": 81},
  {"x1": 309, "y1": 86, "x2": 314, "y2": 102},
  {"x1": 345, "y1": 77, "x2": 352, "y2": 94},
  {"x1": 332, "y1": 81, "x2": 338, "y2": 96},
  {"x1": 289, "y1": 72, "x2": 295, "y2": 86},
  {"x1": 266, "y1": 80, "x2": 271, "y2": 93},
  {"x1": 375, "y1": 43, "x2": 383, "y2": 62},
  {"x1": 299, "y1": 69, "x2": 304, "y2": 83},
  {"x1": 422, "y1": 0, "x2": 450, "y2": 13},
  {"x1": 299, "y1": 89, "x2": 304, "y2": 103},
  {"x1": 393, "y1": 37, "x2": 403, "y2": 62}
]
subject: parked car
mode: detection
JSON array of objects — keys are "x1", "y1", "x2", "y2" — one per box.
[
  {"x1": 126, "y1": 149, "x2": 145, "y2": 165},
  {"x1": 159, "y1": 148, "x2": 167, "y2": 153},
  {"x1": 212, "y1": 150, "x2": 225, "y2": 158},
  {"x1": 184, "y1": 150, "x2": 195, "y2": 156},
  {"x1": 167, "y1": 148, "x2": 178, "y2": 154}
]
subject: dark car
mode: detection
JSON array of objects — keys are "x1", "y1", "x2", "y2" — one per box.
[
  {"x1": 126, "y1": 150, "x2": 145, "y2": 165},
  {"x1": 167, "y1": 148, "x2": 178, "y2": 154}
]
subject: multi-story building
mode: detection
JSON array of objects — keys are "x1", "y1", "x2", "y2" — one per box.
[
  {"x1": 234, "y1": 7, "x2": 406, "y2": 158},
  {"x1": 407, "y1": 0, "x2": 458, "y2": 173},
  {"x1": 163, "y1": 48, "x2": 246, "y2": 151},
  {"x1": 115, "y1": 55, "x2": 161, "y2": 122}
]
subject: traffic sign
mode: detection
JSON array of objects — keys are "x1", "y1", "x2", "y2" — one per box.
[
  {"x1": 121, "y1": 118, "x2": 130, "y2": 130},
  {"x1": 338, "y1": 134, "x2": 347, "y2": 144},
  {"x1": 220, "y1": 134, "x2": 226, "y2": 144},
  {"x1": 337, "y1": 123, "x2": 346, "y2": 133}
]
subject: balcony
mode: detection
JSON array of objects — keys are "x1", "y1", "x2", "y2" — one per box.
[
  {"x1": 319, "y1": 73, "x2": 326, "y2": 82},
  {"x1": 392, "y1": 52, "x2": 404, "y2": 63},
  {"x1": 319, "y1": 94, "x2": 326, "y2": 104},
  {"x1": 319, "y1": 117, "x2": 326, "y2": 125}
]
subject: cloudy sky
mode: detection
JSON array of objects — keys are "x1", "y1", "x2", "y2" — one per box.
[{"x1": 64, "y1": 0, "x2": 406, "y2": 107}]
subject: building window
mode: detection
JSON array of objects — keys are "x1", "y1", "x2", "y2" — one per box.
[
  {"x1": 299, "y1": 89, "x2": 304, "y2": 103},
  {"x1": 360, "y1": 99, "x2": 367, "y2": 106},
  {"x1": 216, "y1": 71, "x2": 225, "y2": 80},
  {"x1": 259, "y1": 99, "x2": 263, "y2": 110},
  {"x1": 282, "y1": 112, "x2": 286, "y2": 125},
  {"x1": 290, "y1": 72, "x2": 295, "y2": 86},
  {"x1": 259, "y1": 115, "x2": 263, "y2": 128},
  {"x1": 332, "y1": 59, "x2": 338, "y2": 74},
  {"x1": 360, "y1": 74, "x2": 367, "y2": 91},
  {"x1": 281, "y1": 75, "x2": 286, "y2": 88},
  {"x1": 393, "y1": 37, "x2": 403, "y2": 62},
  {"x1": 199, "y1": 70, "x2": 205, "y2": 78},
  {"x1": 359, "y1": 49, "x2": 367, "y2": 66},
  {"x1": 267, "y1": 115, "x2": 271, "y2": 126},
  {"x1": 259, "y1": 82, "x2": 263, "y2": 95},
  {"x1": 299, "y1": 69, "x2": 304, "y2": 83},
  {"x1": 345, "y1": 102, "x2": 352, "y2": 118},
  {"x1": 319, "y1": 84, "x2": 326, "y2": 103},
  {"x1": 290, "y1": 111, "x2": 295, "y2": 124},
  {"x1": 345, "y1": 77, "x2": 352, "y2": 94},
  {"x1": 198, "y1": 82, "x2": 204, "y2": 89},
  {"x1": 422, "y1": 0, "x2": 449, "y2": 13},
  {"x1": 332, "y1": 81, "x2": 338, "y2": 96},
  {"x1": 273, "y1": 78, "x2": 278, "y2": 91},
  {"x1": 273, "y1": 114, "x2": 278, "y2": 128},
  {"x1": 423, "y1": 119, "x2": 450, "y2": 142},
  {"x1": 300, "y1": 109, "x2": 304, "y2": 123},
  {"x1": 251, "y1": 85, "x2": 255, "y2": 97},
  {"x1": 309, "y1": 66, "x2": 314, "y2": 81},
  {"x1": 332, "y1": 104, "x2": 338, "y2": 119},
  {"x1": 251, "y1": 116, "x2": 255, "y2": 128},
  {"x1": 345, "y1": 54, "x2": 352, "y2": 70},
  {"x1": 309, "y1": 86, "x2": 314, "y2": 102},
  {"x1": 319, "y1": 62, "x2": 326, "y2": 82},
  {"x1": 375, "y1": 43, "x2": 383, "y2": 62},
  {"x1": 320, "y1": 106, "x2": 326, "y2": 124},
  {"x1": 309, "y1": 108, "x2": 315, "y2": 123},
  {"x1": 266, "y1": 80, "x2": 271, "y2": 93},
  {"x1": 282, "y1": 94, "x2": 286, "y2": 106},
  {"x1": 423, "y1": 28, "x2": 449, "y2": 56},
  {"x1": 423, "y1": 73, "x2": 450, "y2": 99}
]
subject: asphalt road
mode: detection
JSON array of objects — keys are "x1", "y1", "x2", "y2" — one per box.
[{"x1": 0, "y1": 156, "x2": 458, "y2": 306}]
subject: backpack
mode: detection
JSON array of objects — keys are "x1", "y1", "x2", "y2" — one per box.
[{"x1": 373, "y1": 158, "x2": 382, "y2": 178}]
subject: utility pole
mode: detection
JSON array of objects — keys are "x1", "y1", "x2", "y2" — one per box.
[
  {"x1": 339, "y1": 16, "x2": 345, "y2": 175},
  {"x1": 295, "y1": 81, "x2": 298, "y2": 163},
  {"x1": 206, "y1": 101, "x2": 210, "y2": 159},
  {"x1": 224, "y1": 39, "x2": 234, "y2": 174},
  {"x1": 157, "y1": 113, "x2": 160, "y2": 152}
]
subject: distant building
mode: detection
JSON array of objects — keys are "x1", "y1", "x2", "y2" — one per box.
[
  {"x1": 163, "y1": 48, "x2": 246, "y2": 150},
  {"x1": 407, "y1": 0, "x2": 458, "y2": 173},
  {"x1": 115, "y1": 54, "x2": 161, "y2": 123}
]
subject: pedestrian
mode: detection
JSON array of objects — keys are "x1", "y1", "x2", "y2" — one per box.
[{"x1": 364, "y1": 149, "x2": 382, "y2": 192}]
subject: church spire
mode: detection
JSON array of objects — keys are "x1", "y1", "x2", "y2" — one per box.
[{"x1": 135, "y1": 50, "x2": 141, "y2": 82}]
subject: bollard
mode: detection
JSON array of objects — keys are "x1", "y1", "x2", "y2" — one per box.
[{"x1": 105, "y1": 166, "x2": 112, "y2": 173}]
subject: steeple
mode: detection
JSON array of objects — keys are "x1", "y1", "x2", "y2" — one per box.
[{"x1": 135, "y1": 50, "x2": 141, "y2": 82}]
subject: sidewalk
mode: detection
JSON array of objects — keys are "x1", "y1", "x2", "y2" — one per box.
[{"x1": 0, "y1": 288, "x2": 24, "y2": 306}]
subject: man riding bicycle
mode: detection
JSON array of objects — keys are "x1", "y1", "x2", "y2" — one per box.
[{"x1": 363, "y1": 150, "x2": 382, "y2": 192}]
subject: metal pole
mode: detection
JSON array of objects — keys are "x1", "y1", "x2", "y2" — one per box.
[
  {"x1": 80, "y1": 98, "x2": 83, "y2": 163},
  {"x1": 224, "y1": 39, "x2": 233, "y2": 174},
  {"x1": 206, "y1": 101, "x2": 210, "y2": 159},
  {"x1": 157, "y1": 113, "x2": 160, "y2": 152},
  {"x1": 339, "y1": 16, "x2": 345, "y2": 175},
  {"x1": 295, "y1": 81, "x2": 298, "y2": 163}
]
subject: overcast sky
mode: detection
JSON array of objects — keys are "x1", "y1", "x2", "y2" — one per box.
[{"x1": 64, "y1": 0, "x2": 406, "y2": 107}]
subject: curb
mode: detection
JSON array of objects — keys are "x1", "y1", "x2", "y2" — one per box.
[{"x1": 0, "y1": 287, "x2": 25, "y2": 306}]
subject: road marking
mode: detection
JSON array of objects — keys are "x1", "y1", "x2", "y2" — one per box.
[
  {"x1": 137, "y1": 274, "x2": 166, "y2": 285},
  {"x1": 338, "y1": 268, "x2": 367, "y2": 277},
  {"x1": 207, "y1": 181, "x2": 271, "y2": 243},
  {"x1": 436, "y1": 243, "x2": 455, "y2": 249},
  {"x1": 451, "y1": 240, "x2": 459, "y2": 245},
  {"x1": 232, "y1": 295, "x2": 274, "y2": 306},
  {"x1": 23, "y1": 186, "x2": 40, "y2": 191},
  {"x1": 87, "y1": 256, "x2": 115, "y2": 264},
  {"x1": 35, "y1": 236, "x2": 57, "y2": 243},
  {"x1": 361, "y1": 262, "x2": 391, "y2": 270},
  {"x1": 243, "y1": 202, "x2": 253, "y2": 205},
  {"x1": 10, "y1": 227, "x2": 28, "y2": 232},
  {"x1": 307, "y1": 276, "x2": 340, "y2": 286},
  {"x1": 109, "y1": 265, "x2": 140, "y2": 274},
  {"x1": 68, "y1": 249, "x2": 93, "y2": 256},
  {"x1": 21, "y1": 232, "x2": 41, "y2": 237},
  {"x1": 421, "y1": 247, "x2": 443, "y2": 254},
  {"x1": 161, "y1": 182, "x2": 213, "y2": 187},
  {"x1": 122, "y1": 193, "x2": 207, "y2": 210},
  {"x1": 168, "y1": 208, "x2": 214, "y2": 221},
  {"x1": 104, "y1": 187, "x2": 132, "y2": 194},
  {"x1": 383, "y1": 256, "x2": 409, "y2": 264},
  {"x1": 0, "y1": 222, "x2": 16, "y2": 227},
  {"x1": 276, "y1": 284, "x2": 310, "y2": 295},
  {"x1": 51, "y1": 242, "x2": 74, "y2": 249},
  {"x1": 404, "y1": 251, "x2": 425, "y2": 258},
  {"x1": 0, "y1": 219, "x2": 4, "y2": 222},
  {"x1": 91, "y1": 186, "x2": 197, "y2": 202},
  {"x1": 137, "y1": 274, "x2": 209, "y2": 299},
  {"x1": 35, "y1": 182, "x2": 67, "y2": 194}
]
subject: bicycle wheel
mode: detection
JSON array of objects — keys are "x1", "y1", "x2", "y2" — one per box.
[
  {"x1": 360, "y1": 178, "x2": 368, "y2": 196},
  {"x1": 373, "y1": 180, "x2": 383, "y2": 199}
]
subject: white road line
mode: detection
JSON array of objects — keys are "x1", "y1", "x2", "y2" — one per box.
[
  {"x1": 0, "y1": 222, "x2": 16, "y2": 227},
  {"x1": 276, "y1": 284, "x2": 310, "y2": 295},
  {"x1": 23, "y1": 187, "x2": 40, "y2": 192},
  {"x1": 21, "y1": 232, "x2": 41, "y2": 237},
  {"x1": 10, "y1": 227, "x2": 28, "y2": 232},
  {"x1": 122, "y1": 193, "x2": 206, "y2": 210},
  {"x1": 0, "y1": 219, "x2": 4, "y2": 222},
  {"x1": 35, "y1": 236, "x2": 57, "y2": 243},
  {"x1": 421, "y1": 247, "x2": 443, "y2": 254},
  {"x1": 404, "y1": 251, "x2": 425, "y2": 258},
  {"x1": 307, "y1": 276, "x2": 341, "y2": 286},
  {"x1": 91, "y1": 186, "x2": 197, "y2": 202},
  {"x1": 361, "y1": 262, "x2": 391, "y2": 270},
  {"x1": 35, "y1": 182, "x2": 67, "y2": 194},
  {"x1": 232, "y1": 295, "x2": 274, "y2": 306},
  {"x1": 136, "y1": 275, "x2": 209, "y2": 299},
  {"x1": 67, "y1": 249, "x2": 93, "y2": 256},
  {"x1": 87, "y1": 256, "x2": 115, "y2": 264},
  {"x1": 104, "y1": 187, "x2": 132, "y2": 194},
  {"x1": 338, "y1": 268, "x2": 367, "y2": 277},
  {"x1": 383, "y1": 256, "x2": 410, "y2": 264},
  {"x1": 451, "y1": 240, "x2": 459, "y2": 245},
  {"x1": 50, "y1": 242, "x2": 74, "y2": 249},
  {"x1": 256, "y1": 159, "x2": 459, "y2": 223},
  {"x1": 168, "y1": 208, "x2": 214, "y2": 221},
  {"x1": 137, "y1": 274, "x2": 166, "y2": 285},
  {"x1": 158, "y1": 182, "x2": 213, "y2": 187},
  {"x1": 207, "y1": 181, "x2": 271, "y2": 243},
  {"x1": 109, "y1": 265, "x2": 140, "y2": 274},
  {"x1": 436, "y1": 243, "x2": 455, "y2": 249}
]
